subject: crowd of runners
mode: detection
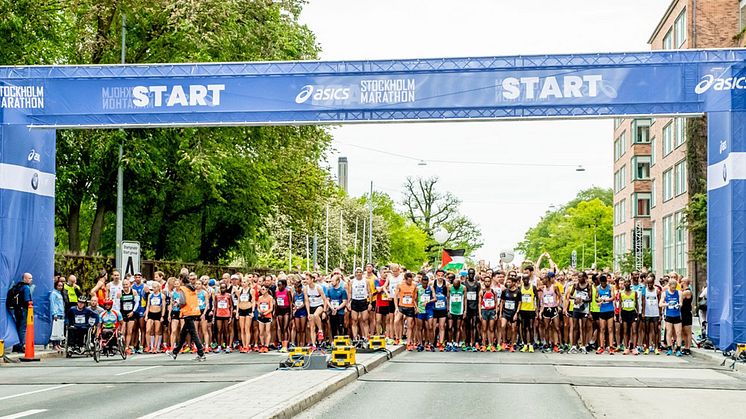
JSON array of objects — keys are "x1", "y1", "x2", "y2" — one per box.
[{"x1": 53, "y1": 251, "x2": 698, "y2": 359}]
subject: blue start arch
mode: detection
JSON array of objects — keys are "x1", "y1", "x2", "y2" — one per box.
[{"x1": 1, "y1": 49, "x2": 745, "y2": 350}]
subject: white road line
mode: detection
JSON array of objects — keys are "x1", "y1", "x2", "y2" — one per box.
[
  {"x1": 0, "y1": 410, "x2": 48, "y2": 419},
  {"x1": 115, "y1": 366, "x2": 161, "y2": 376},
  {"x1": 137, "y1": 371, "x2": 277, "y2": 419},
  {"x1": 0, "y1": 384, "x2": 73, "y2": 402}
]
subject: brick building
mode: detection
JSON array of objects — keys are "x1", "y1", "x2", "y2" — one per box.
[{"x1": 612, "y1": 0, "x2": 740, "y2": 281}]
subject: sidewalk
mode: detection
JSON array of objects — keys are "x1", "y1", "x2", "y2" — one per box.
[
  {"x1": 140, "y1": 345, "x2": 404, "y2": 419},
  {"x1": 2, "y1": 345, "x2": 63, "y2": 363},
  {"x1": 691, "y1": 347, "x2": 746, "y2": 373}
]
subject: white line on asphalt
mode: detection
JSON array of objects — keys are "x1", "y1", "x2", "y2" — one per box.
[
  {"x1": 115, "y1": 366, "x2": 161, "y2": 376},
  {"x1": 0, "y1": 410, "x2": 48, "y2": 419},
  {"x1": 137, "y1": 371, "x2": 277, "y2": 419},
  {"x1": 0, "y1": 385, "x2": 73, "y2": 402}
]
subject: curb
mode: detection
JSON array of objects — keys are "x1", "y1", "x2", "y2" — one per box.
[
  {"x1": 690, "y1": 348, "x2": 746, "y2": 373},
  {"x1": 267, "y1": 345, "x2": 405, "y2": 419},
  {"x1": 2, "y1": 349, "x2": 64, "y2": 364}
]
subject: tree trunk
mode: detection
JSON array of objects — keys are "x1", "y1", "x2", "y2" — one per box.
[
  {"x1": 86, "y1": 202, "x2": 107, "y2": 255},
  {"x1": 67, "y1": 202, "x2": 81, "y2": 253}
]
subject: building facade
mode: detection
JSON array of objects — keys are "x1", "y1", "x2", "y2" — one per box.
[{"x1": 612, "y1": 0, "x2": 739, "y2": 279}]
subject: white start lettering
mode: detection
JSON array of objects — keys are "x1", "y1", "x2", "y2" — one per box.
[
  {"x1": 295, "y1": 84, "x2": 351, "y2": 104},
  {"x1": 496, "y1": 75, "x2": 605, "y2": 101},
  {"x1": 132, "y1": 84, "x2": 225, "y2": 107}
]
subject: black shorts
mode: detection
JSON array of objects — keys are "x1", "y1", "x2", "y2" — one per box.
[
  {"x1": 666, "y1": 316, "x2": 682, "y2": 324},
  {"x1": 501, "y1": 312, "x2": 516, "y2": 323},
  {"x1": 519, "y1": 311, "x2": 536, "y2": 321},
  {"x1": 257, "y1": 316, "x2": 271, "y2": 324},
  {"x1": 598, "y1": 311, "x2": 614, "y2": 321},
  {"x1": 376, "y1": 304, "x2": 391, "y2": 315},
  {"x1": 466, "y1": 307, "x2": 479, "y2": 318},
  {"x1": 542, "y1": 307, "x2": 559, "y2": 319},
  {"x1": 238, "y1": 308, "x2": 252, "y2": 317},
  {"x1": 682, "y1": 313, "x2": 693, "y2": 327},
  {"x1": 643, "y1": 316, "x2": 659, "y2": 324},
  {"x1": 276, "y1": 306, "x2": 291, "y2": 316},
  {"x1": 123, "y1": 312, "x2": 137, "y2": 322},
  {"x1": 399, "y1": 307, "x2": 415, "y2": 318},
  {"x1": 573, "y1": 310, "x2": 588, "y2": 320},
  {"x1": 591, "y1": 311, "x2": 600, "y2": 321},
  {"x1": 621, "y1": 310, "x2": 637, "y2": 323},
  {"x1": 433, "y1": 310, "x2": 447, "y2": 319},
  {"x1": 351, "y1": 300, "x2": 369, "y2": 313},
  {"x1": 215, "y1": 316, "x2": 230, "y2": 321},
  {"x1": 170, "y1": 311, "x2": 181, "y2": 320},
  {"x1": 147, "y1": 311, "x2": 162, "y2": 321}
]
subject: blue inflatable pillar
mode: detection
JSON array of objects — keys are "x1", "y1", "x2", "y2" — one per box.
[{"x1": 0, "y1": 122, "x2": 56, "y2": 351}]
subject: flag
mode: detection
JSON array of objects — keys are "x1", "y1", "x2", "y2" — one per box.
[{"x1": 441, "y1": 249, "x2": 465, "y2": 270}]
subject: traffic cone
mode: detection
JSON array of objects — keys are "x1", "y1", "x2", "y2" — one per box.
[{"x1": 20, "y1": 301, "x2": 39, "y2": 362}]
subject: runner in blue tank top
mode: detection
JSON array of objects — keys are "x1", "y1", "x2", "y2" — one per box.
[{"x1": 661, "y1": 279, "x2": 683, "y2": 357}]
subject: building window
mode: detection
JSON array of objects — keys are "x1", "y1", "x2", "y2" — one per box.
[
  {"x1": 675, "y1": 118, "x2": 686, "y2": 148},
  {"x1": 614, "y1": 118, "x2": 623, "y2": 129},
  {"x1": 663, "y1": 214, "x2": 674, "y2": 272},
  {"x1": 741, "y1": 0, "x2": 746, "y2": 31},
  {"x1": 632, "y1": 119, "x2": 651, "y2": 143},
  {"x1": 632, "y1": 156, "x2": 651, "y2": 180},
  {"x1": 651, "y1": 221, "x2": 656, "y2": 270},
  {"x1": 674, "y1": 10, "x2": 687, "y2": 48},
  {"x1": 614, "y1": 166, "x2": 627, "y2": 193},
  {"x1": 634, "y1": 192, "x2": 652, "y2": 217},
  {"x1": 663, "y1": 121, "x2": 674, "y2": 156},
  {"x1": 632, "y1": 227, "x2": 653, "y2": 251},
  {"x1": 663, "y1": 29, "x2": 673, "y2": 50},
  {"x1": 651, "y1": 136, "x2": 656, "y2": 166},
  {"x1": 614, "y1": 131, "x2": 626, "y2": 161},
  {"x1": 663, "y1": 168, "x2": 674, "y2": 202},
  {"x1": 675, "y1": 211, "x2": 687, "y2": 276},
  {"x1": 614, "y1": 234, "x2": 627, "y2": 271},
  {"x1": 675, "y1": 159, "x2": 687, "y2": 196},
  {"x1": 651, "y1": 179, "x2": 657, "y2": 208},
  {"x1": 614, "y1": 199, "x2": 626, "y2": 226}
]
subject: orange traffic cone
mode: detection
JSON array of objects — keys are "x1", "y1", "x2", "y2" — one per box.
[{"x1": 20, "y1": 301, "x2": 39, "y2": 362}]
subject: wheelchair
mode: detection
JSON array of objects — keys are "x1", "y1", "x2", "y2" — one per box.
[
  {"x1": 93, "y1": 327, "x2": 127, "y2": 362},
  {"x1": 64, "y1": 326, "x2": 96, "y2": 359}
]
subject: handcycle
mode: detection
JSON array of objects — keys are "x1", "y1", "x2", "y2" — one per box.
[
  {"x1": 64, "y1": 326, "x2": 96, "y2": 359},
  {"x1": 92, "y1": 327, "x2": 127, "y2": 362}
]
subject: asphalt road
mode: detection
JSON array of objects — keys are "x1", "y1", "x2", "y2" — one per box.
[
  {"x1": 297, "y1": 351, "x2": 746, "y2": 419},
  {"x1": 0, "y1": 351, "x2": 284, "y2": 419}
]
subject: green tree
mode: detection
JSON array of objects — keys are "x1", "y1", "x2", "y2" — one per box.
[
  {"x1": 617, "y1": 249, "x2": 653, "y2": 275},
  {"x1": 518, "y1": 188, "x2": 613, "y2": 269}
]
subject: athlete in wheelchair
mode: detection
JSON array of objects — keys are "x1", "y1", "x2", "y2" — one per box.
[
  {"x1": 98, "y1": 299, "x2": 125, "y2": 358},
  {"x1": 65, "y1": 297, "x2": 99, "y2": 356}
]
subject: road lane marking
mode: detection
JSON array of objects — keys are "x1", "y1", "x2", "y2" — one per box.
[
  {"x1": 138, "y1": 371, "x2": 277, "y2": 419},
  {"x1": 0, "y1": 385, "x2": 73, "y2": 401},
  {"x1": 115, "y1": 366, "x2": 161, "y2": 376},
  {"x1": 0, "y1": 410, "x2": 48, "y2": 419}
]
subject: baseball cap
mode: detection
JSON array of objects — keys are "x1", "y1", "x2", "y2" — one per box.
[
  {"x1": 459, "y1": 270, "x2": 468, "y2": 277},
  {"x1": 208, "y1": 279, "x2": 216, "y2": 286},
  {"x1": 546, "y1": 271, "x2": 555, "y2": 278}
]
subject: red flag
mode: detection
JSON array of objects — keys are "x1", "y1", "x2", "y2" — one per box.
[{"x1": 440, "y1": 249, "x2": 453, "y2": 268}]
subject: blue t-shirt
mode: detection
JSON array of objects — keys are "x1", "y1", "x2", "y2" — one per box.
[
  {"x1": 68, "y1": 306, "x2": 99, "y2": 329},
  {"x1": 326, "y1": 285, "x2": 348, "y2": 315}
]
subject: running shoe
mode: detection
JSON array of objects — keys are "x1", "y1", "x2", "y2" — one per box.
[
  {"x1": 675, "y1": 349, "x2": 682, "y2": 357},
  {"x1": 666, "y1": 348, "x2": 673, "y2": 356},
  {"x1": 225, "y1": 347, "x2": 232, "y2": 354},
  {"x1": 623, "y1": 348, "x2": 630, "y2": 355},
  {"x1": 520, "y1": 344, "x2": 528, "y2": 353},
  {"x1": 210, "y1": 342, "x2": 218, "y2": 349},
  {"x1": 654, "y1": 348, "x2": 660, "y2": 355},
  {"x1": 596, "y1": 347, "x2": 605, "y2": 355},
  {"x1": 135, "y1": 347, "x2": 143, "y2": 354},
  {"x1": 386, "y1": 338, "x2": 395, "y2": 345},
  {"x1": 569, "y1": 346, "x2": 578, "y2": 354},
  {"x1": 486, "y1": 344, "x2": 493, "y2": 352},
  {"x1": 195, "y1": 355, "x2": 207, "y2": 362},
  {"x1": 445, "y1": 342, "x2": 452, "y2": 352},
  {"x1": 632, "y1": 348, "x2": 639, "y2": 355},
  {"x1": 643, "y1": 347, "x2": 649, "y2": 355},
  {"x1": 475, "y1": 343, "x2": 481, "y2": 351},
  {"x1": 609, "y1": 346, "x2": 616, "y2": 355},
  {"x1": 253, "y1": 344, "x2": 260, "y2": 352},
  {"x1": 165, "y1": 350, "x2": 177, "y2": 360},
  {"x1": 580, "y1": 347, "x2": 588, "y2": 354},
  {"x1": 215, "y1": 346, "x2": 222, "y2": 353},
  {"x1": 395, "y1": 339, "x2": 401, "y2": 345},
  {"x1": 509, "y1": 345, "x2": 515, "y2": 353},
  {"x1": 183, "y1": 347, "x2": 191, "y2": 354},
  {"x1": 553, "y1": 345, "x2": 560, "y2": 353},
  {"x1": 126, "y1": 347, "x2": 133, "y2": 356},
  {"x1": 528, "y1": 344, "x2": 534, "y2": 353}
]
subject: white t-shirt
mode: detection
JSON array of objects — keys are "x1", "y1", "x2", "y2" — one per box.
[
  {"x1": 108, "y1": 282, "x2": 123, "y2": 312},
  {"x1": 388, "y1": 274, "x2": 404, "y2": 300}
]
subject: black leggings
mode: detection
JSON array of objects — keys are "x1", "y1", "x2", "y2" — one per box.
[
  {"x1": 330, "y1": 313, "x2": 346, "y2": 337},
  {"x1": 173, "y1": 316, "x2": 204, "y2": 356}
]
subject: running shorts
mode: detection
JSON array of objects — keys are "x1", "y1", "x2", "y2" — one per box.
[
  {"x1": 541, "y1": 307, "x2": 558, "y2": 319},
  {"x1": 399, "y1": 307, "x2": 415, "y2": 318},
  {"x1": 351, "y1": 299, "x2": 369, "y2": 313},
  {"x1": 621, "y1": 310, "x2": 637, "y2": 323},
  {"x1": 598, "y1": 311, "x2": 614, "y2": 321},
  {"x1": 481, "y1": 309, "x2": 496, "y2": 321}
]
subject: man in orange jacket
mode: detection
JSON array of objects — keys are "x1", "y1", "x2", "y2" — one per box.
[{"x1": 166, "y1": 273, "x2": 206, "y2": 361}]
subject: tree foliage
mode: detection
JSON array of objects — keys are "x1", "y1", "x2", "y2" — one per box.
[
  {"x1": 517, "y1": 188, "x2": 613, "y2": 269},
  {"x1": 402, "y1": 176, "x2": 483, "y2": 261},
  {"x1": 1, "y1": 0, "x2": 334, "y2": 265}
]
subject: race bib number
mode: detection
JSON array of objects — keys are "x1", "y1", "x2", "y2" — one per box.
[
  {"x1": 217, "y1": 300, "x2": 228, "y2": 309},
  {"x1": 353, "y1": 287, "x2": 367, "y2": 300},
  {"x1": 420, "y1": 294, "x2": 429, "y2": 303},
  {"x1": 151, "y1": 297, "x2": 161, "y2": 306},
  {"x1": 522, "y1": 294, "x2": 533, "y2": 303},
  {"x1": 483, "y1": 298, "x2": 495, "y2": 309},
  {"x1": 451, "y1": 294, "x2": 462, "y2": 303},
  {"x1": 331, "y1": 300, "x2": 341, "y2": 309},
  {"x1": 75, "y1": 315, "x2": 86, "y2": 324},
  {"x1": 504, "y1": 300, "x2": 516, "y2": 310},
  {"x1": 623, "y1": 299, "x2": 635, "y2": 309},
  {"x1": 309, "y1": 296, "x2": 322, "y2": 306},
  {"x1": 88, "y1": 317, "x2": 96, "y2": 326},
  {"x1": 277, "y1": 296, "x2": 286, "y2": 306},
  {"x1": 402, "y1": 295, "x2": 413, "y2": 305},
  {"x1": 467, "y1": 291, "x2": 477, "y2": 301},
  {"x1": 667, "y1": 301, "x2": 679, "y2": 310},
  {"x1": 543, "y1": 294, "x2": 555, "y2": 305},
  {"x1": 122, "y1": 301, "x2": 133, "y2": 311},
  {"x1": 294, "y1": 300, "x2": 304, "y2": 308},
  {"x1": 259, "y1": 302, "x2": 269, "y2": 312},
  {"x1": 435, "y1": 300, "x2": 446, "y2": 309},
  {"x1": 239, "y1": 294, "x2": 250, "y2": 302}
]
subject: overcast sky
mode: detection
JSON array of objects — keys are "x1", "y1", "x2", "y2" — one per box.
[{"x1": 299, "y1": 0, "x2": 672, "y2": 265}]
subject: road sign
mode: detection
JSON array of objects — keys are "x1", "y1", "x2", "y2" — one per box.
[{"x1": 121, "y1": 241, "x2": 141, "y2": 276}]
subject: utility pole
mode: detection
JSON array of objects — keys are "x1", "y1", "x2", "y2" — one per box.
[
  {"x1": 339, "y1": 209, "x2": 343, "y2": 270},
  {"x1": 325, "y1": 204, "x2": 329, "y2": 274},
  {"x1": 353, "y1": 218, "x2": 358, "y2": 271},
  {"x1": 361, "y1": 217, "x2": 366, "y2": 266},
  {"x1": 115, "y1": 14, "x2": 126, "y2": 270},
  {"x1": 306, "y1": 233, "x2": 310, "y2": 272},
  {"x1": 288, "y1": 228, "x2": 292, "y2": 272}
]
